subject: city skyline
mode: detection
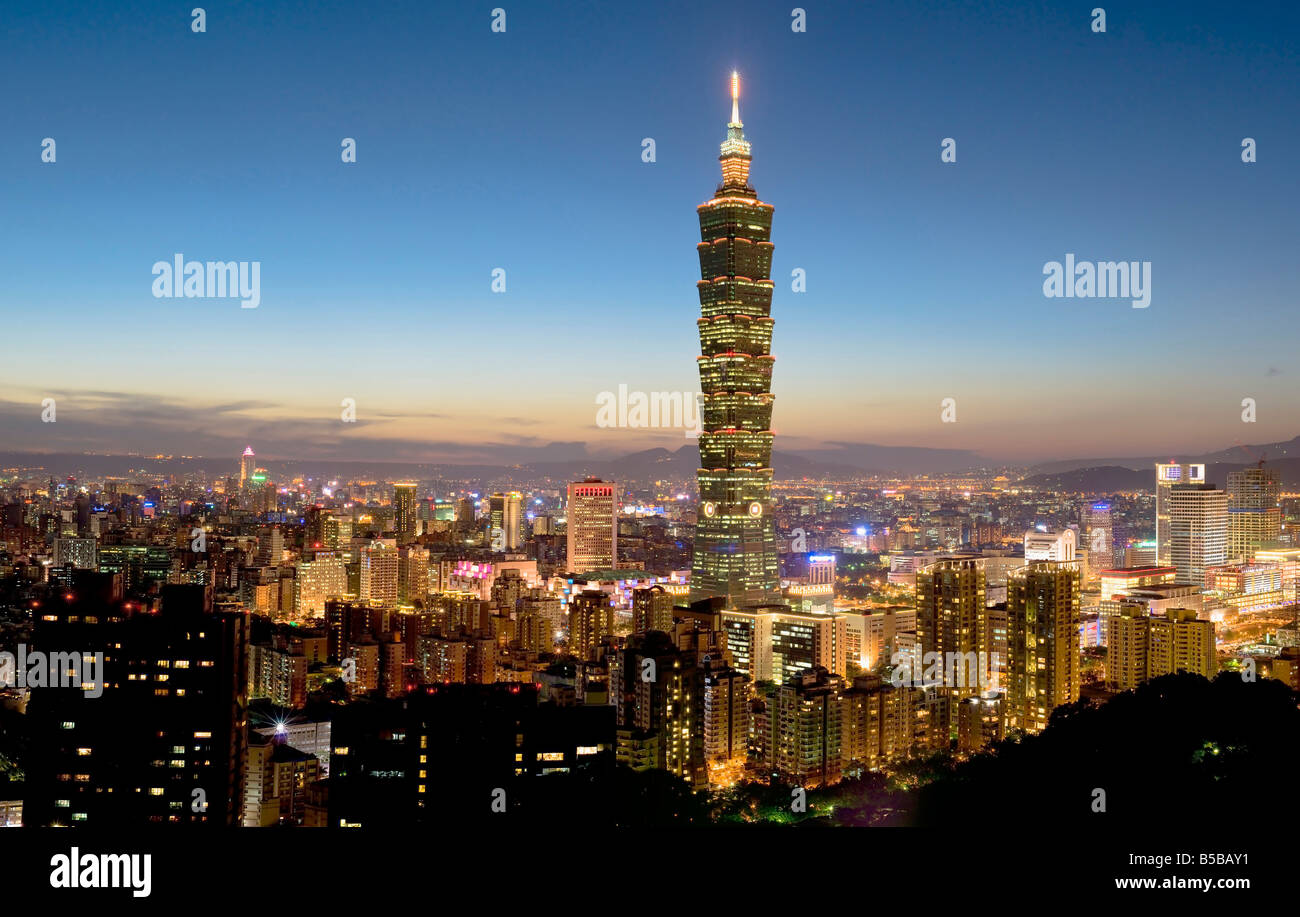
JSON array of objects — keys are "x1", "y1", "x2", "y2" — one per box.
[
  {"x1": 0, "y1": 0, "x2": 1291, "y2": 894},
  {"x1": 3, "y1": 0, "x2": 1298, "y2": 464}
]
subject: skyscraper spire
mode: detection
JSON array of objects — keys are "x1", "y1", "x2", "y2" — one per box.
[{"x1": 719, "y1": 72, "x2": 752, "y2": 189}]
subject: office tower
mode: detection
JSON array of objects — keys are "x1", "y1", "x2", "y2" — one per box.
[
  {"x1": 240, "y1": 445, "x2": 256, "y2": 489},
  {"x1": 54, "y1": 536, "x2": 96, "y2": 570},
  {"x1": 1006, "y1": 561, "x2": 1081, "y2": 733},
  {"x1": 632, "y1": 584, "x2": 676, "y2": 634},
  {"x1": 569, "y1": 589, "x2": 615, "y2": 661},
  {"x1": 612, "y1": 630, "x2": 707, "y2": 789},
  {"x1": 488, "y1": 492, "x2": 523, "y2": 551},
  {"x1": 566, "y1": 478, "x2": 617, "y2": 574},
  {"x1": 358, "y1": 540, "x2": 399, "y2": 606},
  {"x1": 1168, "y1": 484, "x2": 1228, "y2": 587},
  {"x1": 393, "y1": 483, "x2": 417, "y2": 545},
  {"x1": 256, "y1": 526, "x2": 284, "y2": 566},
  {"x1": 771, "y1": 666, "x2": 846, "y2": 788},
  {"x1": 1024, "y1": 528, "x2": 1077, "y2": 562},
  {"x1": 1156, "y1": 462, "x2": 1206, "y2": 565},
  {"x1": 1227, "y1": 467, "x2": 1281, "y2": 561},
  {"x1": 722, "y1": 606, "x2": 847, "y2": 684},
  {"x1": 1106, "y1": 605, "x2": 1216, "y2": 690},
  {"x1": 915, "y1": 558, "x2": 988, "y2": 700},
  {"x1": 25, "y1": 583, "x2": 248, "y2": 827},
  {"x1": 690, "y1": 73, "x2": 781, "y2": 609},
  {"x1": 1084, "y1": 502, "x2": 1115, "y2": 570}
]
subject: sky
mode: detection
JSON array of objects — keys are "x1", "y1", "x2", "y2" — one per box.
[{"x1": 2, "y1": 0, "x2": 1297, "y2": 466}]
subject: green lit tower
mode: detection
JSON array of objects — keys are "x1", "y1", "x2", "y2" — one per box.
[{"x1": 690, "y1": 72, "x2": 780, "y2": 608}]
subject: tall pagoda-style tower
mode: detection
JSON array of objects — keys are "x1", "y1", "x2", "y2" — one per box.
[{"x1": 690, "y1": 73, "x2": 780, "y2": 608}]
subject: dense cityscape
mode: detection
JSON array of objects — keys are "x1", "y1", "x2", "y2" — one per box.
[
  {"x1": 4, "y1": 0, "x2": 1294, "y2": 898},
  {"x1": 2, "y1": 72, "x2": 1297, "y2": 844}
]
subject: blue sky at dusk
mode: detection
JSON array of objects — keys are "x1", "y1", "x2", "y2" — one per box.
[{"x1": 2, "y1": 0, "x2": 1297, "y2": 464}]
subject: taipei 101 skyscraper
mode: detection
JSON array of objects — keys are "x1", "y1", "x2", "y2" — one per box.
[{"x1": 690, "y1": 73, "x2": 781, "y2": 608}]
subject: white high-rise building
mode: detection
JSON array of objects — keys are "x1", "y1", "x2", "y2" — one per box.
[
  {"x1": 1156, "y1": 462, "x2": 1205, "y2": 566},
  {"x1": 1168, "y1": 484, "x2": 1228, "y2": 587}
]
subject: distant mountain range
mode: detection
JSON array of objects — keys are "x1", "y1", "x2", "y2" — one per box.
[{"x1": 4, "y1": 434, "x2": 1300, "y2": 491}]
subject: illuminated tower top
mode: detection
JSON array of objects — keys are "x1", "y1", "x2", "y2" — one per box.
[
  {"x1": 719, "y1": 71, "x2": 752, "y2": 189},
  {"x1": 240, "y1": 446, "x2": 256, "y2": 488}
]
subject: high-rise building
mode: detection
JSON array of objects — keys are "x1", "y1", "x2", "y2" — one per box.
[
  {"x1": 398, "y1": 544, "x2": 430, "y2": 604},
  {"x1": 54, "y1": 536, "x2": 97, "y2": 570},
  {"x1": 1168, "y1": 484, "x2": 1228, "y2": 587},
  {"x1": 771, "y1": 666, "x2": 846, "y2": 788},
  {"x1": 1156, "y1": 462, "x2": 1206, "y2": 566},
  {"x1": 243, "y1": 734, "x2": 321, "y2": 827},
  {"x1": 1106, "y1": 605, "x2": 1216, "y2": 691},
  {"x1": 1084, "y1": 503, "x2": 1115, "y2": 570},
  {"x1": 240, "y1": 446, "x2": 256, "y2": 490},
  {"x1": 393, "y1": 483, "x2": 417, "y2": 545},
  {"x1": 358, "y1": 540, "x2": 399, "y2": 606},
  {"x1": 841, "y1": 674, "x2": 916, "y2": 773},
  {"x1": 690, "y1": 73, "x2": 780, "y2": 609},
  {"x1": 488, "y1": 492, "x2": 523, "y2": 552},
  {"x1": 632, "y1": 584, "x2": 675, "y2": 634},
  {"x1": 567, "y1": 478, "x2": 617, "y2": 574},
  {"x1": 1006, "y1": 561, "x2": 1081, "y2": 733},
  {"x1": 256, "y1": 526, "x2": 284, "y2": 566},
  {"x1": 569, "y1": 589, "x2": 614, "y2": 661},
  {"x1": 25, "y1": 582, "x2": 248, "y2": 827},
  {"x1": 1227, "y1": 467, "x2": 1281, "y2": 562},
  {"x1": 915, "y1": 558, "x2": 989, "y2": 701},
  {"x1": 722, "y1": 605, "x2": 847, "y2": 684},
  {"x1": 611, "y1": 630, "x2": 707, "y2": 789},
  {"x1": 701, "y1": 656, "x2": 750, "y2": 770},
  {"x1": 295, "y1": 553, "x2": 347, "y2": 617}
]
